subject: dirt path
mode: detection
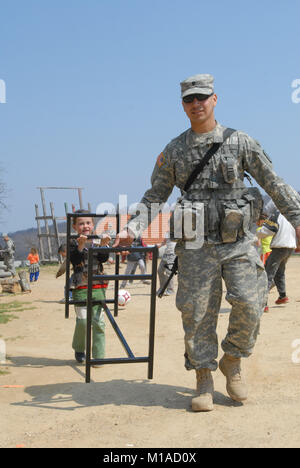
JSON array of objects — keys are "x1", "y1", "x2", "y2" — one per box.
[{"x1": 1, "y1": 258, "x2": 300, "y2": 448}]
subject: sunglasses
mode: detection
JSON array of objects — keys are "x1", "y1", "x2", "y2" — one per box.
[{"x1": 182, "y1": 93, "x2": 213, "y2": 103}]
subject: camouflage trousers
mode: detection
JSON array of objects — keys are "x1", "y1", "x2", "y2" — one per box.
[{"x1": 175, "y1": 236, "x2": 267, "y2": 371}]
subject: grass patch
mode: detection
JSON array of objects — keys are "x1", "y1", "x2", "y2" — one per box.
[
  {"x1": 0, "y1": 301, "x2": 36, "y2": 324},
  {"x1": 6, "y1": 336, "x2": 25, "y2": 342}
]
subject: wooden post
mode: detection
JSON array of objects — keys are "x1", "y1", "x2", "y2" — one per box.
[
  {"x1": 35, "y1": 204, "x2": 45, "y2": 262},
  {"x1": 40, "y1": 188, "x2": 53, "y2": 260},
  {"x1": 50, "y1": 202, "x2": 60, "y2": 257},
  {"x1": 78, "y1": 188, "x2": 84, "y2": 209}
]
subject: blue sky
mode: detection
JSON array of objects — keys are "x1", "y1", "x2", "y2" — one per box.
[{"x1": 1, "y1": 0, "x2": 300, "y2": 233}]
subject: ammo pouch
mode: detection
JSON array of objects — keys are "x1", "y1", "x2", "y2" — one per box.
[
  {"x1": 220, "y1": 202, "x2": 244, "y2": 243},
  {"x1": 169, "y1": 199, "x2": 204, "y2": 242},
  {"x1": 220, "y1": 187, "x2": 263, "y2": 243},
  {"x1": 221, "y1": 155, "x2": 239, "y2": 184}
]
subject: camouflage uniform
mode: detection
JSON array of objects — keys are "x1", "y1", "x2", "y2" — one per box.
[
  {"x1": 2, "y1": 236, "x2": 16, "y2": 277},
  {"x1": 157, "y1": 238, "x2": 177, "y2": 296},
  {"x1": 127, "y1": 86, "x2": 300, "y2": 372}
]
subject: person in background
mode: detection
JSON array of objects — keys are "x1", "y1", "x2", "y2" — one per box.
[
  {"x1": 27, "y1": 247, "x2": 40, "y2": 282},
  {"x1": 120, "y1": 236, "x2": 150, "y2": 288},
  {"x1": 157, "y1": 233, "x2": 177, "y2": 296},
  {"x1": 257, "y1": 201, "x2": 297, "y2": 312},
  {"x1": 256, "y1": 213, "x2": 272, "y2": 265},
  {"x1": 1, "y1": 233, "x2": 16, "y2": 277},
  {"x1": 102, "y1": 222, "x2": 116, "y2": 265},
  {"x1": 56, "y1": 243, "x2": 73, "y2": 303}
]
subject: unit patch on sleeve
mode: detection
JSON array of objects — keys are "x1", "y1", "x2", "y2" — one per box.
[{"x1": 156, "y1": 152, "x2": 165, "y2": 168}]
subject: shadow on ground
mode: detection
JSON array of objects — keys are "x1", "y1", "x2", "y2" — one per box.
[{"x1": 8, "y1": 356, "x2": 240, "y2": 412}]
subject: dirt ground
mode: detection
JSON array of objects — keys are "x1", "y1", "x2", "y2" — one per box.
[{"x1": 1, "y1": 256, "x2": 300, "y2": 449}]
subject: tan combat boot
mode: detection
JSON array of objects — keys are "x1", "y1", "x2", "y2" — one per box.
[
  {"x1": 219, "y1": 354, "x2": 248, "y2": 402},
  {"x1": 191, "y1": 368, "x2": 214, "y2": 412}
]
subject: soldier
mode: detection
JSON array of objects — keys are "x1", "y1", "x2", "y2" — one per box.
[
  {"x1": 1, "y1": 233, "x2": 16, "y2": 277},
  {"x1": 114, "y1": 74, "x2": 300, "y2": 412}
]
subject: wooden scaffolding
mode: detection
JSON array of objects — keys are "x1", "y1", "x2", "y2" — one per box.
[{"x1": 35, "y1": 186, "x2": 91, "y2": 262}]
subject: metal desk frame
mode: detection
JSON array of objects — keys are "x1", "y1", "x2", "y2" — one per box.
[{"x1": 64, "y1": 212, "x2": 158, "y2": 383}]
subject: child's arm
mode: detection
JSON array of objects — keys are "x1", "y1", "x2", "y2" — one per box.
[
  {"x1": 96, "y1": 247, "x2": 109, "y2": 265},
  {"x1": 70, "y1": 235, "x2": 110, "y2": 266},
  {"x1": 69, "y1": 239, "x2": 85, "y2": 266},
  {"x1": 96, "y1": 233, "x2": 110, "y2": 264}
]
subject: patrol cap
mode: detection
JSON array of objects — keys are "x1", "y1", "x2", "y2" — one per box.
[{"x1": 180, "y1": 74, "x2": 214, "y2": 98}]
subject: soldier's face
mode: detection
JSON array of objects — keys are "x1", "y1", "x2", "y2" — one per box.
[{"x1": 182, "y1": 93, "x2": 217, "y2": 125}]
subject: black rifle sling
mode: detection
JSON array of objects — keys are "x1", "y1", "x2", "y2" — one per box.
[{"x1": 183, "y1": 127, "x2": 236, "y2": 192}]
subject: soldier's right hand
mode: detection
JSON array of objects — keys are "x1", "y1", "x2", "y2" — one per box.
[{"x1": 113, "y1": 229, "x2": 134, "y2": 251}]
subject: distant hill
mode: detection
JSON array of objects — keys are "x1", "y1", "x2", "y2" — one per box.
[{"x1": 1, "y1": 222, "x2": 67, "y2": 261}]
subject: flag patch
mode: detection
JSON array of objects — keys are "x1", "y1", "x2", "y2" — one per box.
[{"x1": 156, "y1": 152, "x2": 165, "y2": 168}]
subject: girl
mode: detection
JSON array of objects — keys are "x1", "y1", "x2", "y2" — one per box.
[{"x1": 27, "y1": 247, "x2": 40, "y2": 282}]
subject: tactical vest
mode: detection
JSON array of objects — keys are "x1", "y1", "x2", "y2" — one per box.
[{"x1": 171, "y1": 128, "x2": 263, "y2": 244}]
